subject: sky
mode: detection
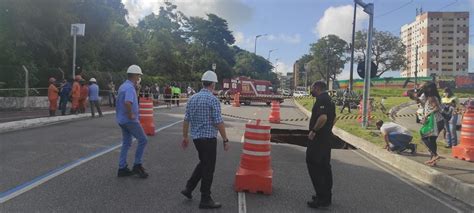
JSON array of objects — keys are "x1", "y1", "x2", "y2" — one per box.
[{"x1": 121, "y1": 0, "x2": 474, "y2": 80}]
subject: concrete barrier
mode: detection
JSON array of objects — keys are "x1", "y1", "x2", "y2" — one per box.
[
  {"x1": 0, "y1": 96, "x2": 109, "y2": 109},
  {"x1": 293, "y1": 99, "x2": 474, "y2": 207}
]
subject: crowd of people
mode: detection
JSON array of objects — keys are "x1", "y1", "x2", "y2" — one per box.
[{"x1": 47, "y1": 75, "x2": 103, "y2": 117}]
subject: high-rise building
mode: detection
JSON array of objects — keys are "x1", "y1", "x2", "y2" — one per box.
[{"x1": 400, "y1": 11, "x2": 469, "y2": 77}]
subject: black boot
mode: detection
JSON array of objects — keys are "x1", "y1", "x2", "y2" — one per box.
[
  {"x1": 199, "y1": 197, "x2": 221, "y2": 209},
  {"x1": 180, "y1": 189, "x2": 193, "y2": 199}
]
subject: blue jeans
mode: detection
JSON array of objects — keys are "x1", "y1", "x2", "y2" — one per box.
[
  {"x1": 388, "y1": 133, "x2": 413, "y2": 152},
  {"x1": 118, "y1": 122, "x2": 148, "y2": 169},
  {"x1": 445, "y1": 114, "x2": 458, "y2": 146}
]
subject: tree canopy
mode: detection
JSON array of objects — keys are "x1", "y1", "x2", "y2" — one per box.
[{"x1": 0, "y1": 1, "x2": 277, "y2": 89}]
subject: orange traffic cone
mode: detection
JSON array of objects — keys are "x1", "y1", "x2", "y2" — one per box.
[
  {"x1": 234, "y1": 119, "x2": 272, "y2": 194},
  {"x1": 139, "y1": 97, "x2": 155, "y2": 136},
  {"x1": 233, "y1": 92, "x2": 241, "y2": 107},
  {"x1": 358, "y1": 99, "x2": 371, "y2": 125},
  {"x1": 452, "y1": 108, "x2": 474, "y2": 162},
  {"x1": 268, "y1": 100, "x2": 280, "y2": 124}
]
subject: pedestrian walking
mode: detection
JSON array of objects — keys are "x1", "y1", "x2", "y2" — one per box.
[
  {"x1": 71, "y1": 75, "x2": 82, "y2": 114},
  {"x1": 180, "y1": 70, "x2": 230, "y2": 209},
  {"x1": 376, "y1": 120, "x2": 416, "y2": 154},
  {"x1": 88, "y1": 78, "x2": 103, "y2": 117},
  {"x1": 173, "y1": 84, "x2": 181, "y2": 107},
  {"x1": 306, "y1": 81, "x2": 336, "y2": 209},
  {"x1": 340, "y1": 88, "x2": 351, "y2": 113},
  {"x1": 79, "y1": 79, "x2": 89, "y2": 113},
  {"x1": 164, "y1": 84, "x2": 172, "y2": 108},
  {"x1": 108, "y1": 81, "x2": 116, "y2": 107},
  {"x1": 59, "y1": 79, "x2": 72, "y2": 116},
  {"x1": 441, "y1": 88, "x2": 458, "y2": 148},
  {"x1": 153, "y1": 83, "x2": 160, "y2": 100},
  {"x1": 418, "y1": 82, "x2": 444, "y2": 166},
  {"x1": 47, "y1": 77, "x2": 59, "y2": 116},
  {"x1": 116, "y1": 65, "x2": 149, "y2": 178}
]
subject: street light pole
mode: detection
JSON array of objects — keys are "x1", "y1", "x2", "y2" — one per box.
[
  {"x1": 356, "y1": 0, "x2": 374, "y2": 128},
  {"x1": 414, "y1": 45, "x2": 418, "y2": 92},
  {"x1": 268, "y1": 49, "x2": 277, "y2": 61},
  {"x1": 349, "y1": 0, "x2": 357, "y2": 91},
  {"x1": 72, "y1": 26, "x2": 77, "y2": 78},
  {"x1": 254, "y1": 34, "x2": 267, "y2": 54}
]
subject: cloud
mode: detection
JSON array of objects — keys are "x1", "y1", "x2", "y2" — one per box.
[
  {"x1": 314, "y1": 5, "x2": 369, "y2": 42},
  {"x1": 122, "y1": 0, "x2": 253, "y2": 28},
  {"x1": 266, "y1": 34, "x2": 301, "y2": 44},
  {"x1": 274, "y1": 61, "x2": 293, "y2": 74}
]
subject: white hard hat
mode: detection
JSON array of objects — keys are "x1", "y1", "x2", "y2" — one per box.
[
  {"x1": 127, "y1": 65, "x2": 143, "y2": 75},
  {"x1": 89, "y1": 78, "x2": 97, "y2": 83},
  {"x1": 201, "y1": 70, "x2": 218, "y2": 83}
]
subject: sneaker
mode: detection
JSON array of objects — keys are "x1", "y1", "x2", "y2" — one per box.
[
  {"x1": 132, "y1": 164, "x2": 149, "y2": 178},
  {"x1": 181, "y1": 189, "x2": 192, "y2": 199},
  {"x1": 199, "y1": 198, "x2": 221, "y2": 209},
  {"x1": 444, "y1": 145, "x2": 452, "y2": 148},
  {"x1": 117, "y1": 167, "x2": 134, "y2": 177}
]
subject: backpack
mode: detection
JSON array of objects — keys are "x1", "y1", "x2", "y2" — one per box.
[{"x1": 440, "y1": 104, "x2": 452, "y2": 121}]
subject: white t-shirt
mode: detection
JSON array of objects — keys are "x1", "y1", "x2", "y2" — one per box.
[{"x1": 380, "y1": 122, "x2": 411, "y2": 136}]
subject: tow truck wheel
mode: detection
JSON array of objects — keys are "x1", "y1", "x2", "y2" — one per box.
[
  {"x1": 266, "y1": 102, "x2": 271, "y2": 106},
  {"x1": 244, "y1": 101, "x2": 251, "y2": 105}
]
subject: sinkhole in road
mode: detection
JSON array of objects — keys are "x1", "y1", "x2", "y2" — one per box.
[{"x1": 270, "y1": 129, "x2": 356, "y2": 149}]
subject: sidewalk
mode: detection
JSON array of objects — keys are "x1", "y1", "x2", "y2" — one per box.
[{"x1": 294, "y1": 100, "x2": 474, "y2": 207}]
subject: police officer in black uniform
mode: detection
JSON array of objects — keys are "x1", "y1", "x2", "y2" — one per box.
[{"x1": 306, "y1": 81, "x2": 336, "y2": 209}]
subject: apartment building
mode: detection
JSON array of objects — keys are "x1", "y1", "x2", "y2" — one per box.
[{"x1": 400, "y1": 12, "x2": 469, "y2": 77}]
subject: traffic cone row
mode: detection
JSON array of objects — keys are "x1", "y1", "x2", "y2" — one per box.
[
  {"x1": 234, "y1": 119, "x2": 273, "y2": 194},
  {"x1": 268, "y1": 100, "x2": 280, "y2": 124},
  {"x1": 233, "y1": 92, "x2": 241, "y2": 107},
  {"x1": 139, "y1": 97, "x2": 155, "y2": 136},
  {"x1": 452, "y1": 108, "x2": 474, "y2": 162}
]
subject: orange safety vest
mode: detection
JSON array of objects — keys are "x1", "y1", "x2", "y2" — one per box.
[
  {"x1": 72, "y1": 82, "x2": 81, "y2": 98},
  {"x1": 48, "y1": 84, "x2": 59, "y2": 100},
  {"x1": 80, "y1": 85, "x2": 89, "y2": 99}
]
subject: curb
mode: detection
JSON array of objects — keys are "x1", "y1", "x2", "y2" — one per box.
[
  {"x1": 0, "y1": 105, "x2": 176, "y2": 134},
  {"x1": 293, "y1": 99, "x2": 474, "y2": 207},
  {"x1": 389, "y1": 101, "x2": 416, "y2": 121}
]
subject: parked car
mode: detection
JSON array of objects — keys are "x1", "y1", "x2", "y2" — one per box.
[
  {"x1": 282, "y1": 89, "x2": 291, "y2": 96},
  {"x1": 293, "y1": 91, "x2": 308, "y2": 97}
]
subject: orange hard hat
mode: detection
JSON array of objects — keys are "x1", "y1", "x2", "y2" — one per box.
[
  {"x1": 49, "y1": 77, "x2": 56, "y2": 83},
  {"x1": 75, "y1": 75, "x2": 82, "y2": 81}
]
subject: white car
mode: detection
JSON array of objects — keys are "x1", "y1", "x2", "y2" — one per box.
[{"x1": 293, "y1": 91, "x2": 309, "y2": 97}]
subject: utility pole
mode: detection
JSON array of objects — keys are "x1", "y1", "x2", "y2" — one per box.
[
  {"x1": 349, "y1": 0, "x2": 357, "y2": 91},
  {"x1": 71, "y1": 24, "x2": 85, "y2": 78},
  {"x1": 355, "y1": 0, "x2": 374, "y2": 128},
  {"x1": 414, "y1": 45, "x2": 418, "y2": 92},
  {"x1": 254, "y1": 34, "x2": 267, "y2": 54}
]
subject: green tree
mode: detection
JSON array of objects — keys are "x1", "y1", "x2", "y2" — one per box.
[
  {"x1": 309, "y1": 35, "x2": 348, "y2": 83},
  {"x1": 354, "y1": 29, "x2": 407, "y2": 77}
]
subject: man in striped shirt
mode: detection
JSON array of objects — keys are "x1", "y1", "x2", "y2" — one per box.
[{"x1": 181, "y1": 70, "x2": 230, "y2": 209}]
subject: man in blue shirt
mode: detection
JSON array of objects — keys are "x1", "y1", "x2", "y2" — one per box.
[
  {"x1": 88, "y1": 78, "x2": 103, "y2": 117},
  {"x1": 116, "y1": 65, "x2": 149, "y2": 178},
  {"x1": 181, "y1": 70, "x2": 229, "y2": 209},
  {"x1": 59, "y1": 79, "x2": 72, "y2": 116}
]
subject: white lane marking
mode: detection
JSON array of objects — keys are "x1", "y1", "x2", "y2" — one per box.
[
  {"x1": 352, "y1": 150, "x2": 462, "y2": 213},
  {"x1": 238, "y1": 192, "x2": 247, "y2": 213},
  {"x1": 0, "y1": 120, "x2": 183, "y2": 204}
]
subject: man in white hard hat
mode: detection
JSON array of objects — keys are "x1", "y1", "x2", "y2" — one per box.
[
  {"x1": 116, "y1": 65, "x2": 149, "y2": 178},
  {"x1": 181, "y1": 70, "x2": 230, "y2": 209},
  {"x1": 88, "y1": 78, "x2": 103, "y2": 117}
]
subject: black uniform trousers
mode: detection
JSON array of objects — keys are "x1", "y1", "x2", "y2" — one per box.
[
  {"x1": 186, "y1": 138, "x2": 217, "y2": 200},
  {"x1": 306, "y1": 135, "x2": 333, "y2": 203}
]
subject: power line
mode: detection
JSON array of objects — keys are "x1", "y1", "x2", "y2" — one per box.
[
  {"x1": 436, "y1": 0, "x2": 458, "y2": 11},
  {"x1": 375, "y1": 0, "x2": 413, "y2": 18}
]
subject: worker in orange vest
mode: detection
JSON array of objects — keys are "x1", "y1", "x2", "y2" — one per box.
[
  {"x1": 79, "y1": 79, "x2": 89, "y2": 113},
  {"x1": 48, "y1": 77, "x2": 59, "y2": 116},
  {"x1": 71, "y1": 75, "x2": 82, "y2": 114}
]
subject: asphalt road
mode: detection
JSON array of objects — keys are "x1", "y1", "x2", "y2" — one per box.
[{"x1": 0, "y1": 101, "x2": 470, "y2": 212}]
